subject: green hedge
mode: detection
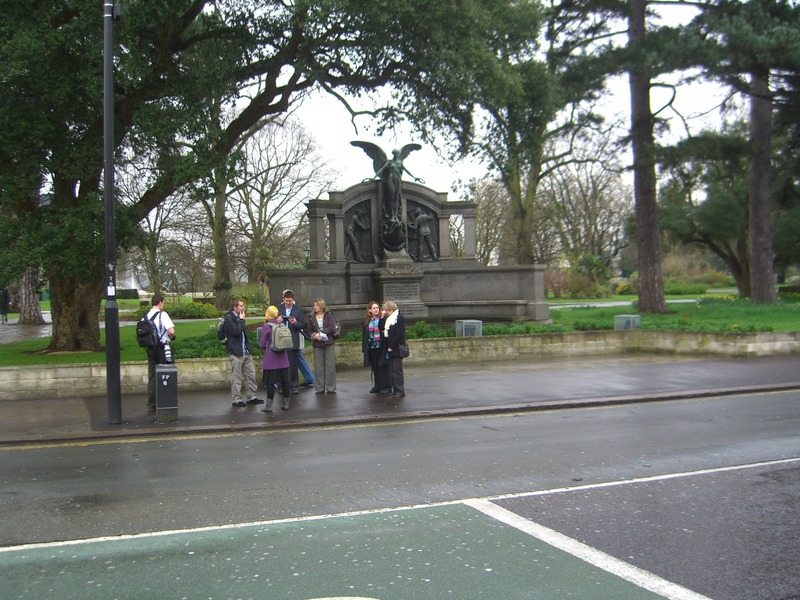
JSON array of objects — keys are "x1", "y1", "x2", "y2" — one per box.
[
  {"x1": 662, "y1": 281, "x2": 709, "y2": 295},
  {"x1": 134, "y1": 302, "x2": 221, "y2": 320},
  {"x1": 116, "y1": 288, "x2": 141, "y2": 300}
]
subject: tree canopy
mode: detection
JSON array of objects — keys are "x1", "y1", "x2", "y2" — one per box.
[{"x1": 0, "y1": 0, "x2": 540, "y2": 350}]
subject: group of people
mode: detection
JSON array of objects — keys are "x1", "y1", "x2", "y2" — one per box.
[
  {"x1": 144, "y1": 290, "x2": 408, "y2": 414},
  {"x1": 361, "y1": 300, "x2": 406, "y2": 398}
]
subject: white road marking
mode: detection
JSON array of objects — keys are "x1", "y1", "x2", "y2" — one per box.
[
  {"x1": 465, "y1": 498, "x2": 711, "y2": 600},
  {"x1": 2, "y1": 456, "x2": 796, "y2": 557}
]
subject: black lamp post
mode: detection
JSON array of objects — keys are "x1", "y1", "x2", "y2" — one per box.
[{"x1": 104, "y1": 0, "x2": 122, "y2": 424}]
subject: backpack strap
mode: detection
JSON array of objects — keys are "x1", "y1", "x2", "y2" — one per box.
[
  {"x1": 150, "y1": 310, "x2": 163, "y2": 342},
  {"x1": 267, "y1": 321, "x2": 278, "y2": 351}
]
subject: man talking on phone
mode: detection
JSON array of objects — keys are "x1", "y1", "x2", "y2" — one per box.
[
  {"x1": 223, "y1": 298, "x2": 263, "y2": 407},
  {"x1": 278, "y1": 289, "x2": 306, "y2": 394}
]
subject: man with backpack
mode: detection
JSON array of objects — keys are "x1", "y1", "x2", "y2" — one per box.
[
  {"x1": 278, "y1": 289, "x2": 307, "y2": 395},
  {"x1": 144, "y1": 295, "x2": 175, "y2": 412},
  {"x1": 223, "y1": 298, "x2": 263, "y2": 408}
]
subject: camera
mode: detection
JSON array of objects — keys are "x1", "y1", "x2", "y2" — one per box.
[{"x1": 163, "y1": 344, "x2": 173, "y2": 364}]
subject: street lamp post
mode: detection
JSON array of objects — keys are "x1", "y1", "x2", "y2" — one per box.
[{"x1": 104, "y1": 0, "x2": 122, "y2": 424}]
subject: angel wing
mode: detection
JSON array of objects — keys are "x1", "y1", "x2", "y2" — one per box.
[
  {"x1": 397, "y1": 143, "x2": 422, "y2": 162},
  {"x1": 351, "y1": 141, "x2": 387, "y2": 173}
]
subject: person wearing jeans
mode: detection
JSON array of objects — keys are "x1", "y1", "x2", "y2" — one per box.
[{"x1": 278, "y1": 289, "x2": 306, "y2": 394}]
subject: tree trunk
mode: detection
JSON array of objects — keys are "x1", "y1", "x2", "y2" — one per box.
[
  {"x1": 748, "y1": 71, "x2": 775, "y2": 303},
  {"x1": 144, "y1": 239, "x2": 161, "y2": 294},
  {"x1": 17, "y1": 266, "x2": 46, "y2": 325},
  {"x1": 47, "y1": 275, "x2": 103, "y2": 352},
  {"x1": 210, "y1": 168, "x2": 232, "y2": 311},
  {"x1": 628, "y1": 0, "x2": 666, "y2": 314},
  {"x1": 506, "y1": 159, "x2": 540, "y2": 265}
]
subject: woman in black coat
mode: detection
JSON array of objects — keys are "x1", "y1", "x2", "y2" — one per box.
[
  {"x1": 381, "y1": 300, "x2": 406, "y2": 398},
  {"x1": 362, "y1": 301, "x2": 391, "y2": 393}
]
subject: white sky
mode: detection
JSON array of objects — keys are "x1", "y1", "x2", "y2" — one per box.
[
  {"x1": 292, "y1": 3, "x2": 734, "y2": 199},
  {"x1": 293, "y1": 92, "x2": 478, "y2": 198}
]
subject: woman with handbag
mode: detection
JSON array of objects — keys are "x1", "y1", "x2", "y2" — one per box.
[
  {"x1": 362, "y1": 301, "x2": 391, "y2": 394},
  {"x1": 307, "y1": 298, "x2": 337, "y2": 394},
  {"x1": 381, "y1": 300, "x2": 406, "y2": 398}
]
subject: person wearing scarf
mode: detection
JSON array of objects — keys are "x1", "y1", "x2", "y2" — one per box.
[
  {"x1": 381, "y1": 300, "x2": 406, "y2": 398},
  {"x1": 362, "y1": 301, "x2": 391, "y2": 393}
]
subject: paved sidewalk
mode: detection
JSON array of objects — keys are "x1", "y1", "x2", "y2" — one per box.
[{"x1": 1, "y1": 353, "x2": 798, "y2": 445}]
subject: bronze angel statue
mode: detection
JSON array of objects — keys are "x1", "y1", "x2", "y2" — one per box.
[{"x1": 351, "y1": 142, "x2": 424, "y2": 224}]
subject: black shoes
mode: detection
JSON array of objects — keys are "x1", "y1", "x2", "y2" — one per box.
[
  {"x1": 234, "y1": 398, "x2": 264, "y2": 407},
  {"x1": 300, "y1": 381, "x2": 315, "y2": 387},
  {"x1": 369, "y1": 387, "x2": 380, "y2": 393}
]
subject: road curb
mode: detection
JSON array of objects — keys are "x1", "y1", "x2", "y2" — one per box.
[{"x1": 3, "y1": 381, "x2": 798, "y2": 447}]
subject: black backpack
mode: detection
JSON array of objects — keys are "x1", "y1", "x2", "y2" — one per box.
[
  {"x1": 136, "y1": 310, "x2": 161, "y2": 348},
  {"x1": 216, "y1": 317, "x2": 227, "y2": 344}
]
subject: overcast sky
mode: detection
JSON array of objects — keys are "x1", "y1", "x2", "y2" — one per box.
[{"x1": 293, "y1": 3, "x2": 732, "y2": 200}]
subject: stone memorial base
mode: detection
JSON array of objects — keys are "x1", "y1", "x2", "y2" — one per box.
[
  {"x1": 374, "y1": 266, "x2": 428, "y2": 320},
  {"x1": 270, "y1": 179, "x2": 548, "y2": 329}
]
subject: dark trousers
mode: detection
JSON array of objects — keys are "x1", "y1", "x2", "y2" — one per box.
[
  {"x1": 369, "y1": 347, "x2": 390, "y2": 390},
  {"x1": 146, "y1": 346, "x2": 165, "y2": 407},
  {"x1": 390, "y1": 356, "x2": 405, "y2": 395},
  {"x1": 263, "y1": 368, "x2": 290, "y2": 399},
  {"x1": 287, "y1": 349, "x2": 300, "y2": 388}
]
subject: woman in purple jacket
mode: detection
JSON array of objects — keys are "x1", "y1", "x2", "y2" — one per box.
[{"x1": 259, "y1": 305, "x2": 292, "y2": 412}]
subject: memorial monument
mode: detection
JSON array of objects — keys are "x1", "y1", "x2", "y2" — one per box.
[{"x1": 265, "y1": 141, "x2": 548, "y2": 327}]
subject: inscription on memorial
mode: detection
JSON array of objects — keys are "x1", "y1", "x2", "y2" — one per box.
[
  {"x1": 402, "y1": 304, "x2": 429, "y2": 318},
  {"x1": 384, "y1": 283, "x2": 420, "y2": 302}
]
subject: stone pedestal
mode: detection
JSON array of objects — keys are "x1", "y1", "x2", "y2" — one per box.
[{"x1": 373, "y1": 267, "x2": 428, "y2": 319}]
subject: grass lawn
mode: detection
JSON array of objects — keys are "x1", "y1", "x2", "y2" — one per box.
[
  {"x1": 551, "y1": 300, "x2": 800, "y2": 332},
  {"x1": 0, "y1": 320, "x2": 222, "y2": 367},
  {"x1": 0, "y1": 298, "x2": 797, "y2": 368}
]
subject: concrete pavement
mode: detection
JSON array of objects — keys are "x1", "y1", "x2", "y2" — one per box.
[{"x1": 1, "y1": 353, "x2": 798, "y2": 445}]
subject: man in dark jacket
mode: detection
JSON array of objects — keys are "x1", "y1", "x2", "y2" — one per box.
[
  {"x1": 278, "y1": 289, "x2": 306, "y2": 394},
  {"x1": 223, "y1": 298, "x2": 263, "y2": 407}
]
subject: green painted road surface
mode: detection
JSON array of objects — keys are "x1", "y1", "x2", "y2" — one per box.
[{"x1": 2, "y1": 501, "x2": 702, "y2": 600}]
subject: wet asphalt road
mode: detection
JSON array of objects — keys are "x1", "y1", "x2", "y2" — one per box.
[{"x1": 1, "y1": 388, "x2": 798, "y2": 599}]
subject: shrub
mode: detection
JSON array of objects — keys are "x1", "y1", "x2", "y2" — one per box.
[
  {"x1": 545, "y1": 268, "x2": 568, "y2": 298},
  {"x1": 135, "y1": 302, "x2": 221, "y2": 320},
  {"x1": 697, "y1": 294, "x2": 741, "y2": 305},
  {"x1": 572, "y1": 319, "x2": 614, "y2": 331},
  {"x1": 779, "y1": 291, "x2": 800, "y2": 303},
  {"x1": 171, "y1": 302, "x2": 222, "y2": 319},
  {"x1": 565, "y1": 273, "x2": 611, "y2": 298},
  {"x1": 688, "y1": 270, "x2": 733, "y2": 288},
  {"x1": 116, "y1": 288, "x2": 140, "y2": 300},
  {"x1": 406, "y1": 320, "x2": 454, "y2": 339},
  {"x1": 662, "y1": 281, "x2": 709, "y2": 295},
  {"x1": 611, "y1": 278, "x2": 638, "y2": 295},
  {"x1": 171, "y1": 325, "x2": 262, "y2": 360},
  {"x1": 640, "y1": 319, "x2": 771, "y2": 333}
]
